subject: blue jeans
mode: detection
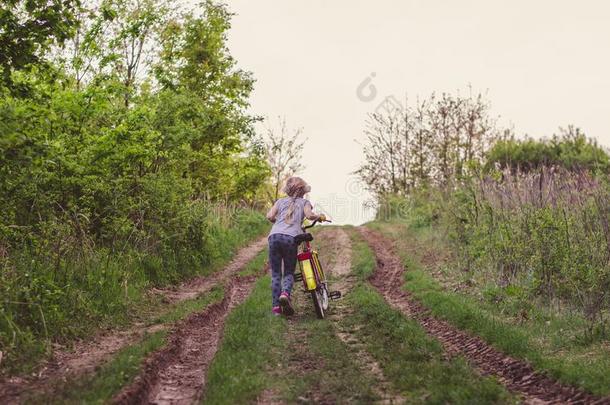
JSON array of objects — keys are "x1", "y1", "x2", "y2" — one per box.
[{"x1": 268, "y1": 233, "x2": 297, "y2": 307}]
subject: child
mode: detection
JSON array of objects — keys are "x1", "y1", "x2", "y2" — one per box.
[{"x1": 266, "y1": 177, "x2": 325, "y2": 316}]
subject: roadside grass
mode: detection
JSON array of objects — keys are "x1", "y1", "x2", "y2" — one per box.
[
  {"x1": 202, "y1": 275, "x2": 286, "y2": 404},
  {"x1": 30, "y1": 285, "x2": 227, "y2": 404},
  {"x1": 238, "y1": 248, "x2": 268, "y2": 276},
  {"x1": 369, "y1": 220, "x2": 610, "y2": 396},
  {"x1": 344, "y1": 229, "x2": 514, "y2": 404},
  {"x1": 1, "y1": 216, "x2": 268, "y2": 375}
]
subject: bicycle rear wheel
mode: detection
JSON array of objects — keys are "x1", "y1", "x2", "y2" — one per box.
[
  {"x1": 311, "y1": 290, "x2": 325, "y2": 319},
  {"x1": 321, "y1": 284, "x2": 329, "y2": 311}
]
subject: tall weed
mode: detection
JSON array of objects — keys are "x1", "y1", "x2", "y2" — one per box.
[
  {"x1": 0, "y1": 202, "x2": 266, "y2": 374},
  {"x1": 445, "y1": 169, "x2": 610, "y2": 339}
]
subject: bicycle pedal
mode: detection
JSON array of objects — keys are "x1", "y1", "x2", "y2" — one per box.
[
  {"x1": 329, "y1": 291, "x2": 342, "y2": 300},
  {"x1": 294, "y1": 273, "x2": 303, "y2": 282}
]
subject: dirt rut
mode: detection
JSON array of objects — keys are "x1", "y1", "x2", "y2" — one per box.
[
  {"x1": 0, "y1": 237, "x2": 266, "y2": 405},
  {"x1": 114, "y1": 273, "x2": 260, "y2": 405},
  {"x1": 358, "y1": 227, "x2": 610, "y2": 405}
]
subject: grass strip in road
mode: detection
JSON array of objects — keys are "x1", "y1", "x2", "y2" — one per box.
[
  {"x1": 369, "y1": 221, "x2": 610, "y2": 396},
  {"x1": 203, "y1": 275, "x2": 286, "y2": 404},
  {"x1": 32, "y1": 287, "x2": 226, "y2": 404},
  {"x1": 205, "y1": 240, "x2": 378, "y2": 404},
  {"x1": 280, "y1": 311, "x2": 379, "y2": 404},
  {"x1": 345, "y1": 229, "x2": 515, "y2": 404}
]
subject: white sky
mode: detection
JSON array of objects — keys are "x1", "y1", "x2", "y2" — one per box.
[{"x1": 224, "y1": 0, "x2": 610, "y2": 225}]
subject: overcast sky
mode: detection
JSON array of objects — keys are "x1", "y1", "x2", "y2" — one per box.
[{"x1": 224, "y1": 0, "x2": 610, "y2": 224}]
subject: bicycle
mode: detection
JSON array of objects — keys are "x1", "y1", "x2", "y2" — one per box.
[{"x1": 293, "y1": 218, "x2": 341, "y2": 319}]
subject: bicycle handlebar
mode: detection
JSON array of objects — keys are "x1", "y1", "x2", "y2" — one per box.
[{"x1": 302, "y1": 217, "x2": 332, "y2": 230}]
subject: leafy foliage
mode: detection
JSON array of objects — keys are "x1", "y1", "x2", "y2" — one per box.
[
  {"x1": 0, "y1": 0, "x2": 271, "y2": 372},
  {"x1": 445, "y1": 169, "x2": 610, "y2": 337},
  {"x1": 486, "y1": 126, "x2": 610, "y2": 173},
  {"x1": 0, "y1": 0, "x2": 81, "y2": 94},
  {"x1": 384, "y1": 170, "x2": 610, "y2": 339}
]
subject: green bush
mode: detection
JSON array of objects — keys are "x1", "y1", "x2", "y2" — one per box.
[
  {"x1": 0, "y1": 205, "x2": 267, "y2": 373},
  {"x1": 376, "y1": 189, "x2": 440, "y2": 229},
  {"x1": 376, "y1": 168, "x2": 610, "y2": 339},
  {"x1": 0, "y1": 1, "x2": 272, "y2": 373},
  {"x1": 485, "y1": 128, "x2": 610, "y2": 173}
]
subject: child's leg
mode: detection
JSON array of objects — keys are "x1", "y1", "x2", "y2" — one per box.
[
  {"x1": 281, "y1": 236, "x2": 298, "y2": 295},
  {"x1": 268, "y1": 235, "x2": 283, "y2": 307}
]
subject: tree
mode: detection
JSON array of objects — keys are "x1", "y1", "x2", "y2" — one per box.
[
  {"x1": 263, "y1": 117, "x2": 306, "y2": 203},
  {"x1": 409, "y1": 98, "x2": 434, "y2": 187},
  {"x1": 0, "y1": 0, "x2": 276, "y2": 371},
  {"x1": 357, "y1": 90, "x2": 501, "y2": 196},
  {"x1": 356, "y1": 103, "x2": 412, "y2": 196},
  {"x1": 0, "y1": 0, "x2": 81, "y2": 94}
]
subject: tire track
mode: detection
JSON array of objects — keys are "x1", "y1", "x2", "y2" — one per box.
[
  {"x1": 358, "y1": 226, "x2": 610, "y2": 405},
  {"x1": 113, "y1": 273, "x2": 261, "y2": 405}
]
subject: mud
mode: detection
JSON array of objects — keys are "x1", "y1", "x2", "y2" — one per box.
[
  {"x1": 256, "y1": 388, "x2": 283, "y2": 405},
  {"x1": 358, "y1": 227, "x2": 610, "y2": 405},
  {"x1": 114, "y1": 274, "x2": 260, "y2": 405},
  {"x1": 0, "y1": 237, "x2": 267, "y2": 405}
]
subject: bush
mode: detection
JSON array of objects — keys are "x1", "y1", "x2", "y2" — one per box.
[
  {"x1": 443, "y1": 168, "x2": 610, "y2": 338},
  {"x1": 0, "y1": 1, "x2": 272, "y2": 373},
  {"x1": 375, "y1": 189, "x2": 440, "y2": 229},
  {"x1": 485, "y1": 128, "x2": 610, "y2": 174}
]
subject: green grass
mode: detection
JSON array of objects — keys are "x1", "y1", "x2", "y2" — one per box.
[
  {"x1": 238, "y1": 248, "x2": 268, "y2": 276},
  {"x1": 370, "y1": 220, "x2": 610, "y2": 396},
  {"x1": 1, "y1": 211, "x2": 268, "y2": 375},
  {"x1": 347, "y1": 226, "x2": 376, "y2": 280},
  {"x1": 344, "y1": 229, "x2": 514, "y2": 404},
  {"x1": 279, "y1": 311, "x2": 379, "y2": 404},
  {"x1": 204, "y1": 228, "x2": 379, "y2": 404},
  {"x1": 202, "y1": 275, "x2": 286, "y2": 404}
]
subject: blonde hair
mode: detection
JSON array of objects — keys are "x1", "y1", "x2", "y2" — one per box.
[{"x1": 283, "y1": 177, "x2": 310, "y2": 224}]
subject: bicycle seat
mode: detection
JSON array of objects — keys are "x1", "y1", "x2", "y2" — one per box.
[{"x1": 294, "y1": 233, "x2": 313, "y2": 244}]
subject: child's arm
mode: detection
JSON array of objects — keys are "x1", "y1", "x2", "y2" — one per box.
[
  {"x1": 266, "y1": 201, "x2": 279, "y2": 223},
  {"x1": 304, "y1": 201, "x2": 325, "y2": 222}
]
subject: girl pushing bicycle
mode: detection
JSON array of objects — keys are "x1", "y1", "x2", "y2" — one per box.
[{"x1": 266, "y1": 177, "x2": 326, "y2": 316}]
